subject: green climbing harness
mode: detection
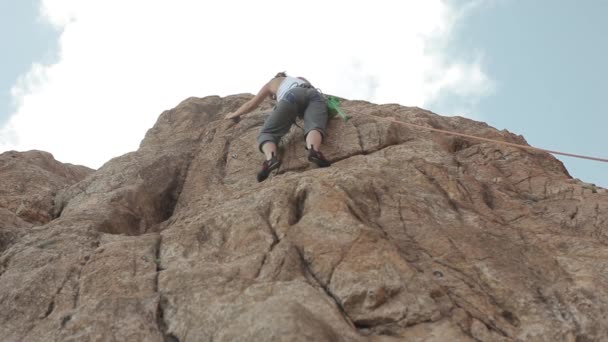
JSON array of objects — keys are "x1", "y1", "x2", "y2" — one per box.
[{"x1": 326, "y1": 95, "x2": 351, "y2": 122}]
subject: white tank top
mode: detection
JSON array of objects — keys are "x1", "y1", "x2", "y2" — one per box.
[{"x1": 276, "y1": 76, "x2": 310, "y2": 101}]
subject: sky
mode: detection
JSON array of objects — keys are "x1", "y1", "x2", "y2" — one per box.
[{"x1": 1, "y1": 0, "x2": 606, "y2": 187}]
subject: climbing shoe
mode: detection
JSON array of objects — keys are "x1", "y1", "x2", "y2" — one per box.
[
  {"x1": 257, "y1": 154, "x2": 281, "y2": 182},
  {"x1": 307, "y1": 146, "x2": 331, "y2": 168}
]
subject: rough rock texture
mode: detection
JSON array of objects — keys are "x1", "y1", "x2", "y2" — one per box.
[
  {"x1": 1, "y1": 95, "x2": 607, "y2": 341},
  {"x1": 0, "y1": 150, "x2": 92, "y2": 225},
  {"x1": 0, "y1": 150, "x2": 92, "y2": 254}
]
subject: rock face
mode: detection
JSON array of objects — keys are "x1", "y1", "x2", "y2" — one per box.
[
  {"x1": 0, "y1": 95, "x2": 607, "y2": 341},
  {"x1": 0, "y1": 150, "x2": 92, "y2": 253}
]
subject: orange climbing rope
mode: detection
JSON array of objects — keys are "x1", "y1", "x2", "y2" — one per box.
[{"x1": 356, "y1": 113, "x2": 608, "y2": 163}]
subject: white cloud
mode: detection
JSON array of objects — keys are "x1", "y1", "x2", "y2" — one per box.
[{"x1": 1, "y1": 0, "x2": 494, "y2": 168}]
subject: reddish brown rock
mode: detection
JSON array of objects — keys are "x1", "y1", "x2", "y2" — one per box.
[
  {"x1": 0, "y1": 150, "x2": 92, "y2": 225},
  {"x1": 0, "y1": 150, "x2": 92, "y2": 259},
  {"x1": 0, "y1": 95, "x2": 607, "y2": 341}
]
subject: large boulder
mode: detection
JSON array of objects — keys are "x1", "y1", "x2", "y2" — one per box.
[
  {"x1": 0, "y1": 95, "x2": 606, "y2": 341},
  {"x1": 0, "y1": 150, "x2": 92, "y2": 225}
]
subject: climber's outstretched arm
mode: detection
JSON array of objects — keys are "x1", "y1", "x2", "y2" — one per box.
[{"x1": 225, "y1": 82, "x2": 272, "y2": 120}]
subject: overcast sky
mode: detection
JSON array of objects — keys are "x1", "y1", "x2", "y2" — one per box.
[{"x1": 1, "y1": 0, "x2": 606, "y2": 187}]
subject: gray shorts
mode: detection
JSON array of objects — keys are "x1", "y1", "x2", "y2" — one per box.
[{"x1": 257, "y1": 86, "x2": 328, "y2": 152}]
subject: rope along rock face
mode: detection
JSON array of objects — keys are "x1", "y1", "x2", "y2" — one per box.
[{"x1": 357, "y1": 112, "x2": 608, "y2": 163}]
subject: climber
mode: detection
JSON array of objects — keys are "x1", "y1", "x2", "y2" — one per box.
[{"x1": 225, "y1": 72, "x2": 331, "y2": 182}]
